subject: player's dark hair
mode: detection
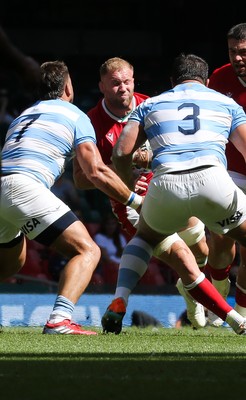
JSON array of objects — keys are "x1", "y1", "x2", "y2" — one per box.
[
  {"x1": 227, "y1": 23, "x2": 246, "y2": 41},
  {"x1": 39, "y1": 60, "x2": 69, "y2": 100},
  {"x1": 170, "y1": 53, "x2": 208, "y2": 86}
]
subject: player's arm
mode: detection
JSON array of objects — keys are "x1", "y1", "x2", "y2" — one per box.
[
  {"x1": 73, "y1": 145, "x2": 147, "y2": 195},
  {"x1": 112, "y1": 120, "x2": 147, "y2": 188},
  {"x1": 75, "y1": 141, "x2": 143, "y2": 209},
  {"x1": 73, "y1": 156, "x2": 95, "y2": 190},
  {"x1": 73, "y1": 156, "x2": 118, "y2": 190},
  {"x1": 230, "y1": 124, "x2": 246, "y2": 162}
]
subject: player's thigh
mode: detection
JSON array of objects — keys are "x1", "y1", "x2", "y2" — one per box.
[
  {"x1": 207, "y1": 230, "x2": 236, "y2": 267},
  {"x1": 208, "y1": 230, "x2": 235, "y2": 253},
  {"x1": 226, "y1": 219, "x2": 246, "y2": 248},
  {"x1": 0, "y1": 234, "x2": 27, "y2": 277}
]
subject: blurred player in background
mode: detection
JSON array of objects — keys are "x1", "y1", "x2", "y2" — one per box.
[
  {"x1": 205, "y1": 22, "x2": 246, "y2": 325},
  {"x1": 176, "y1": 22, "x2": 246, "y2": 328}
]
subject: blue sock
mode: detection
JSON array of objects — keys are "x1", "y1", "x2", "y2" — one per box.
[
  {"x1": 49, "y1": 295, "x2": 75, "y2": 322},
  {"x1": 115, "y1": 236, "x2": 153, "y2": 305}
]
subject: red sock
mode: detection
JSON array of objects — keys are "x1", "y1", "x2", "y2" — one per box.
[
  {"x1": 189, "y1": 277, "x2": 232, "y2": 321},
  {"x1": 235, "y1": 286, "x2": 246, "y2": 307},
  {"x1": 206, "y1": 264, "x2": 231, "y2": 280}
]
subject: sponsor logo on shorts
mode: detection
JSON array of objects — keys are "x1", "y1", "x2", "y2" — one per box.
[
  {"x1": 216, "y1": 211, "x2": 242, "y2": 228},
  {"x1": 21, "y1": 218, "x2": 41, "y2": 234}
]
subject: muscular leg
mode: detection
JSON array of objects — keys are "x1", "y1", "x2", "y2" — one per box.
[
  {"x1": 136, "y1": 219, "x2": 246, "y2": 332},
  {"x1": 152, "y1": 217, "x2": 209, "y2": 329},
  {"x1": 178, "y1": 217, "x2": 208, "y2": 271},
  {"x1": 102, "y1": 216, "x2": 246, "y2": 334},
  {"x1": 224, "y1": 221, "x2": 246, "y2": 318},
  {"x1": 205, "y1": 231, "x2": 235, "y2": 326},
  {"x1": 123, "y1": 218, "x2": 228, "y2": 317},
  {"x1": 235, "y1": 246, "x2": 246, "y2": 316},
  {"x1": 207, "y1": 231, "x2": 236, "y2": 269},
  {"x1": 206, "y1": 231, "x2": 235, "y2": 296},
  {"x1": 0, "y1": 234, "x2": 26, "y2": 281},
  {"x1": 47, "y1": 220, "x2": 101, "y2": 320},
  {"x1": 114, "y1": 217, "x2": 208, "y2": 304}
]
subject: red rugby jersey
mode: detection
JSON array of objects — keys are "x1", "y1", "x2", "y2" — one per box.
[
  {"x1": 208, "y1": 63, "x2": 246, "y2": 175},
  {"x1": 87, "y1": 92, "x2": 152, "y2": 236}
]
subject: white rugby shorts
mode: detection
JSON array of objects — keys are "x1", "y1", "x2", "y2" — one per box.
[
  {"x1": 141, "y1": 165, "x2": 246, "y2": 235},
  {"x1": 0, "y1": 174, "x2": 71, "y2": 243}
]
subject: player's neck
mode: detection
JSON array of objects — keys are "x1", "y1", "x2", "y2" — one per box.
[
  {"x1": 103, "y1": 99, "x2": 133, "y2": 119},
  {"x1": 238, "y1": 76, "x2": 246, "y2": 86}
]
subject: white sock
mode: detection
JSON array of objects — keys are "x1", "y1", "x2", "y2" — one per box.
[
  {"x1": 48, "y1": 311, "x2": 71, "y2": 324},
  {"x1": 226, "y1": 309, "x2": 245, "y2": 334}
]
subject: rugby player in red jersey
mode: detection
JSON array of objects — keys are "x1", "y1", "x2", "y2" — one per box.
[
  {"x1": 86, "y1": 57, "x2": 150, "y2": 236},
  {"x1": 206, "y1": 22, "x2": 246, "y2": 325}
]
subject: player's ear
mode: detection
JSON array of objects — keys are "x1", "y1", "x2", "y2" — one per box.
[
  {"x1": 98, "y1": 80, "x2": 104, "y2": 94},
  {"x1": 64, "y1": 75, "x2": 73, "y2": 98},
  {"x1": 64, "y1": 84, "x2": 70, "y2": 97}
]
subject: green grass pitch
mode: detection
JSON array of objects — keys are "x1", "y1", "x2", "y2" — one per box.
[{"x1": 0, "y1": 325, "x2": 245, "y2": 400}]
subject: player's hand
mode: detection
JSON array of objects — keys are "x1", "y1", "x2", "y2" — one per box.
[
  {"x1": 135, "y1": 174, "x2": 148, "y2": 194},
  {"x1": 132, "y1": 148, "x2": 151, "y2": 169}
]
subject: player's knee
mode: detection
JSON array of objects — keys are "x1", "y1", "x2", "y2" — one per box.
[
  {"x1": 88, "y1": 240, "x2": 101, "y2": 263},
  {"x1": 153, "y1": 233, "x2": 181, "y2": 257},
  {"x1": 179, "y1": 219, "x2": 205, "y2": 246},
  {"x1": 75, "y1": 239, "x2": 101, "y2": 266}
]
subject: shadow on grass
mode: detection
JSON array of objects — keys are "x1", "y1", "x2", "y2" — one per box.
[{"x1": 1, "y1": 353, "x2": 246, "y2": 400}]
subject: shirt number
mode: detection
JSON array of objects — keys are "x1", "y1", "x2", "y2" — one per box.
[{"x1": 178, "y1": 103, "x2": 200, "y2": 135}]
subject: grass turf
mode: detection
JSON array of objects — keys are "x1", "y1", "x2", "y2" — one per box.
[{"x1": 0, "y1": 325, "x2": 245, "y2": 400}]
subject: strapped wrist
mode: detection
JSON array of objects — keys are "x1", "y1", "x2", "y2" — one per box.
[{"x1": 124, "y1": 191, "x2": 142, "y2": 209}]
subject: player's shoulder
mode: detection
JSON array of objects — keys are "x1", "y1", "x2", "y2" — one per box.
[
  {"x1": 47, "y1": 98, "x2": 85, "y2": 115},
  {"x1": 209, "y1": 63, "x2": 240, "y2": 94},
  {"x1": 133, "y1": 92, "x2": 149, "y2": 104},
  {"x1": 210, "y1": 63, "x2": 233, "y2": 79}
]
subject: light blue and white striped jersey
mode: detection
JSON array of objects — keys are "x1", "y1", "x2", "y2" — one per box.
[
  {"x1": 1, "y1": 99, "x2": 96, "y2": 188},
  {"x1": 128, "y1": 82, "x2": 246, "y2": 173}
]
